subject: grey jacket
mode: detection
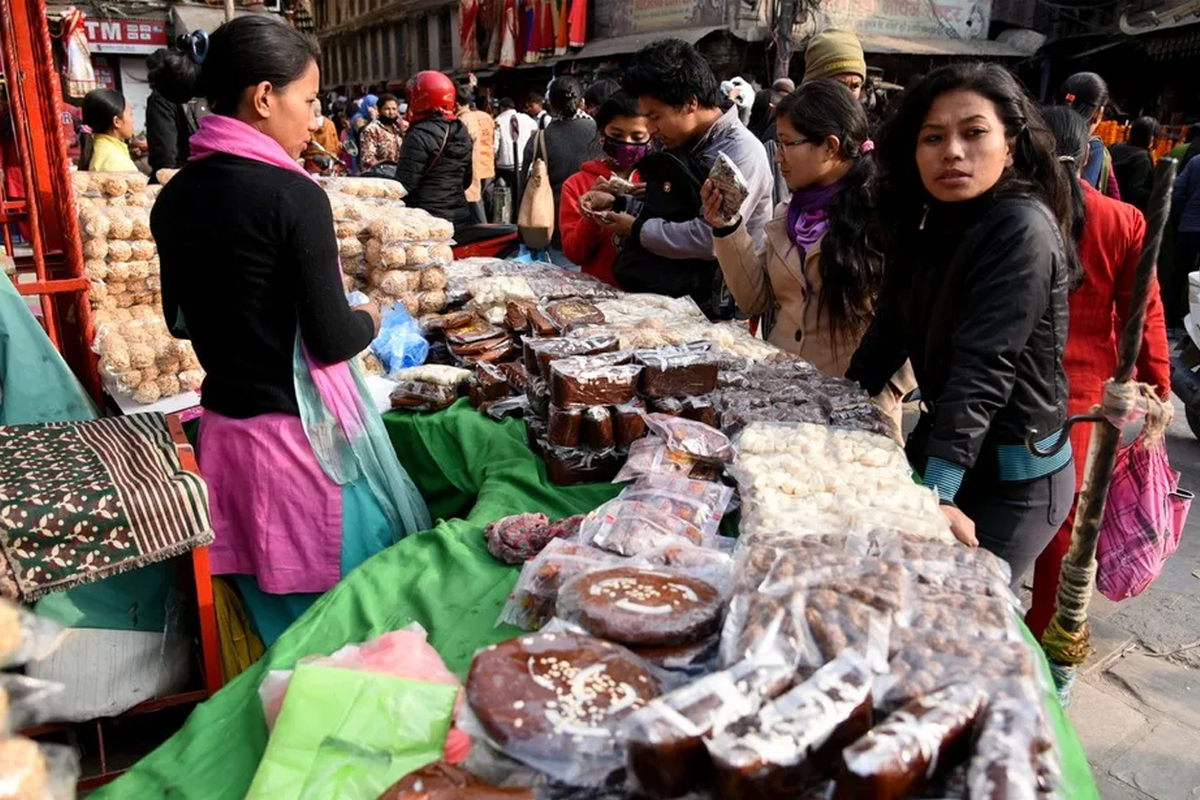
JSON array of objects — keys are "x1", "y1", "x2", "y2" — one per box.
[{"x1": 639, "y1": 106, "x2": 774, "y2": 260}]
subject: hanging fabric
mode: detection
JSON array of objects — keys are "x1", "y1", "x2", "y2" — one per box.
[
  {"x1": 522, "y1": 0, "x2": 538, "y2": 64},
  {"x1": 554, "y1": 0, "x2": 569, "y2": 56},
  {"x1": 567, "y1": 0, "x2": 588, "y2": 49},
  {"x1": 540, "y1": 0, "x2": 556, "y2": 57},
  {"x1": 460, "y1": 0, "x2": 482, "y2": 70},
  {"x1": 499, "y1": 0, "x2": 518, "y2": 68},
  {"x1": 61, "y1": 8, "x2": 99, "y2": 98}
]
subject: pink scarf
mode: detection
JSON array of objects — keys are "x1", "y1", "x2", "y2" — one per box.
[{"x1": 188, "y1": 115, "x2": 366, "y2": 440}]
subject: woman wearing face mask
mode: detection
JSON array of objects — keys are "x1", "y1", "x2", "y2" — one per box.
[
  {"x1": 558, "y1": 92, "x2": 650, "y2": 285},
  {"x1": 847, "y1": 62, "x2": 1076, "y2": 585},
  {"x1": 358, "y1": 93, "x2": 404, "y2": 174},
  {"x1": 79, "y1": 88, "x2": 138, "y2": 172},
  {"x1": 701, "y1": 81, "x2": 911, "y2": 427},
  {"x1": 150, "y1": 18, "x2": 430, "y2": 644}
]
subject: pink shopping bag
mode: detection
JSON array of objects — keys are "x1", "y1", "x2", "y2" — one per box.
[{"x1": 1096, "y1": 440, "x2": 1192, "y2": 601}]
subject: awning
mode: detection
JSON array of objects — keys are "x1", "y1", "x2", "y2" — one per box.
[
  {"x1": 858, "y1": 33, "x2": 1032, "y2": 57},
  {"x1": 561, "y1": 25, "x2": 726, "y2": 61},
  {"x1": 171, "y1": 3, "x2": 268, "y2": 35}
]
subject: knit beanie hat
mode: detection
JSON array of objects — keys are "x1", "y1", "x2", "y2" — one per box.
[{"x1": 803, "y1": 29, "x2": 867, "y2": 84}]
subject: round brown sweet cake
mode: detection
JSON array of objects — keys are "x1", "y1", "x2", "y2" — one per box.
[
  {"x1": 466, "y1": 631, "x2": 661, "y2": 764},
  {"x1": 558, "y1": 567, "x2": 723, "y2": 647}
]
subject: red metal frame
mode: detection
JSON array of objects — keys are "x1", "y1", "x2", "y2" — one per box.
[
  {"x1": 4, "y1": 0, "x2": 225, "y2": 786},
  {"x1": 0, "y1": 0, "x2": 101, "y2": 400}
]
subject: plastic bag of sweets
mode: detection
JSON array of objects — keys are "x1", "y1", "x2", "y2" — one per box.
[
  {"x1": 644, "y1": 414, "x2": 733, "y2": 464},
  {"x1": 705, "y1": 650, "x2": 875, "y2": 800},
  {"x1": 836, "y1": 682, "x2": 987, "y2": 800},
  {"x1": 624, "y1": 658, "x2": 795, "y2": 799},
  {"x1": 555, "y1": 566, "x2": 724, "y2": 649},
  {"x1": 497, "y1": 540, "x2": 623, "y2": 630},
  {"x1": 706, "y1": 153, "x2": 750, "y2": 224},
  {"x1": 577, "y1": 498, "x2": 711, "y2": 554},
  {"x1": 876, "y1": 633, "x2": 1036, "y2": 715},
  {"x1": 460, "y1": 628, "x2": 662, "y2": 787},
  {"x1": 618, "y1": 475, "x2": 733, "y2": 538}
]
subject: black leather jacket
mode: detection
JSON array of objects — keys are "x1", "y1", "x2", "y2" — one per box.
[
  {"x1": 847, "y1": 194, "x2": 1069, "y2": 478},
  {"x1": 395, "y1": 116, "x2": 474, "y2": 229}
]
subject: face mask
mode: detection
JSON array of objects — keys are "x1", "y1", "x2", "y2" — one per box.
[
  {"x1": 602, "y1": 136, "x2": 651, "y2": 170},
  {"x1": 379, "y1": 114, "x2": 399, "y2": 125}
]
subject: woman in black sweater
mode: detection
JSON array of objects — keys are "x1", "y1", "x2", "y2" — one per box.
[
  {"x1": 848, "y1": 63, "x2": 1076, "y2": 585},
  {"x1": 150, "y1": 17, "x2": 429, "y2": 643}
]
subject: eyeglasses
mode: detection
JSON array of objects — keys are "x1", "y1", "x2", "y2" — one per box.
[{"x1": 777, "y1": 137, "x2": 812, "y2": 150}]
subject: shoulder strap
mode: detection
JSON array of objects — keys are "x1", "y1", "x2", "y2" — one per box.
[{"x1": 421, "y1": 121, "x2": 452, "y2": 180}]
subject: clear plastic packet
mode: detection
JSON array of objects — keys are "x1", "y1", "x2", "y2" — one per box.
[
  {"x1": 322, "y1": 176, "x2": 409, "y2": 200},
  {"x1": 730, "y1": 535, "x2": 874, "y2": 595},
  {"x1": 707, "y1": 153, "x2": 750, "y2": 223},
  {"x1": 877, "y1": 632, "x2": 1036, "y2": 715},
  {"x1": 578, "y1": 499, "x2": 711, "y2": 555},
  {"x1": 544, "y1": 299, "x2": 606, "y2": 331},
  {"x1": 0, "y1": 600, "x2": 65, "y2": 669},
  {"x1": 461, "y1": 627, "x2": 663, "y2": 787},
  {"x1": 873, "y1": 537, "x2": 1014, "y2": 586},
  {"x1": 760, "y1": 558, "x2": 910, "y2": 617},
  {"x1": 497, "y1": 540, "x2": 623, "y2": 630},
  {"x1": 624, "y1": 657, "x2": 794, "y2": 799},
  {"x1": 968, "y1": 689, "x2": 1055, "y2": 800},
  {"x1": 632, "y1": 543, "x2": 735, "y2": 596},
  {"x1": 555, "y1": 566, "x2": 723, "y2": 648},
  {"x1": 540, "y1": 443, "x2": 624, "y2": 486},
  {"x1": 644, "y1": 414, "x2": 733, "y2": 464},
  {"x1": 906, "y1": 590, "x2": 1022, "y2": 642},
  {"x1": 549, "y1": 358, "x2": 642, "y2": 408},
  {"x1": 630, "y1": 634, "x2": 721, "y2": 690},
  {"x1": 389, "y1": 364, "x2": 471, "y2": 387},
  {"x1": 484, "y1": 513, "x2": 557, "y2": 565},
  {"x1": 634, "y1": 348, "x2": 719, "y2": 399},
  {"x1": 615, "y1": 438, "x2": 704, "y2": 484},
  {"x1": 838, "y1": 682, "x2": 987, "y2": 799},
  {"x1": 719, "y1": 585, "x2": 892, "y2": 677},
  {"x1": 0, "y1": 737, "x2": 80, "y2": 800},
  {"x1": 389, "y1": 380, "x2": 458, "y2": 411},
  {"x1": 618, "y1": 476, "x2": 733, "y2": 538},
  {"x1": 483, "y1": 396, "x2": 530, "y2": 421},
  {"x1": 706, "y1": 649, "x2": 875, "y2": 799},
  {"x1": 0, "y1": 675, "x2": 65, "y2": 734}
]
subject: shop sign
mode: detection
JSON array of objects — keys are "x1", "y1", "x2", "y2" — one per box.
[
  {"x1": 91, "y1": 56, "x2": 118, "y2": 89},
  {"x1": 814, "y1": 0, "x2": 992, "y2": 39},
  {"x1": 598, "y1": 0, "x2": 725, "y2": 37},
  {"x1": 83, "y1": 18, "x2": 169, "y2": 55}
]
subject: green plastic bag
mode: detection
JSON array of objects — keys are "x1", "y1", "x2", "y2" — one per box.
[{"x1": 245, "y1": 664, "x2": 457, "y2": 800}]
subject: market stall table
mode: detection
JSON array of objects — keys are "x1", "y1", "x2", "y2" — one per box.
[{"x1": 90, "y1": 401, "x2": 1100, "y2": 800}]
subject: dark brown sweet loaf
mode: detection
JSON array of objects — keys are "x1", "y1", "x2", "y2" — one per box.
[
  {"x1": 476, "y1": 363, "x2": 511, "y2": 401},
  {"x1": 967, "y1": 695, "x2": 1046, "y2": 800},
  {"x1": 557, "y1": 567, "x2": 723, "y2": 647},
  {"x1": 466, "y1": 631, "x2": 661, "y2": 764},
  {"x1": 635, "y1": 350, "x2": 719, "y2": 398},
  {"x1": 582, "y1": 406, "x2": 615, "y2": 449},
  {"x1": 681, "y1": 396, "x2": 718, "y2": 427},
  {"x1": 545, "y1": 299, "x2": 606, "y2": 330},
  {"x1": 626, "y1": 660, "x2": 791, "y2": 799},
  {"x1": 613, "y1": 400, "x2": 649, "y2": 446},
  {"x1": 837, "y1": 682, "x2": 987, "y2": 800},
  {"x1": 522, "y1": 334, "x2": 621, "y2": 379},
  {"x1": 540, "y1": 442, "x2": 623, "y2": 485},
  {"x1": 550, "y1": 357, "x2": 642, "y2": 408},
  {"x1": 708, "y1": 650, "x2": 875, "y2": 800},
  {"x1": 375, "y1": 761, "x2": 535, "y2": 800},
  {"x1": 548, "y1": 405, "x2": 583, "y2": 447}
]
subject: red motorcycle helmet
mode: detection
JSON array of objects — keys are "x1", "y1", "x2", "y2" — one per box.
[{"x1": 407, "y1": 71, "x2": 457, "y2": 122}]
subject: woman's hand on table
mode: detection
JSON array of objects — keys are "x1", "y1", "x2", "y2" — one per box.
[
  {"x1": 940, "y1": 505, "x2": 979, "y2": 547},
  {"x1": 354, "y1": 301, "x2": 382, "y2": 336}
]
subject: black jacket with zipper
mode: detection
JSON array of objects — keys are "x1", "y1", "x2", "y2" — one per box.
[
  {"x1": 611, "y1": 150, "x2": 735, "y2": 319},
  {"x1": 395, "y1": 116, "x2": 474, "y2": 229},
  {"x1": 146, "y1": 91, "x2": 195, "y2": 175},
  {"x1": 847, "y1": 194, "x2": 1069, "y2": 479}
]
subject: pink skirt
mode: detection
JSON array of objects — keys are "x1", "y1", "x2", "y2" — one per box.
[{"x1": 197, "y1": 410, "x2": 342, "y2": 594}]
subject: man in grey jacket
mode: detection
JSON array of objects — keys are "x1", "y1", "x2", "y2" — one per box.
[{"x1": 584, "y1": 39, "x2": 773, "y2": 316}]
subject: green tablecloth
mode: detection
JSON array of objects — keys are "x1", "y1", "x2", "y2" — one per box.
[{"x1": 92, "y1": 400, "x2": 1097, "y2": 800}]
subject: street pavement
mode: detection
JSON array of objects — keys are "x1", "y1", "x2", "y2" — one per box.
[{"x1": 1061, "y1": 397, "x2": 1200, "y2": 800}]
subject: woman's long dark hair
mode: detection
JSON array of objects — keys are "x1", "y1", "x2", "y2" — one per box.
[
  {"x1": 548, "y1": 77, "x2": 583, "y2": 118},
  {"x1": 777, "y1": 80, "x2": 881, "y2": 346},
  {"x1": 1042, "y1": 106, "x2": 1088, "y2": 244},
  {"x1": 1059, "y1": 72, "x2": 1109, "y2": 124},
  {"x1": 155, "y1": 16, "x2": 319, "y2": 116},
  {"x1": 875, "y1": 62, "x2": 1076, "y2": 268},
  {"x1": 79, "y1": 88, "x2": 126, "y2": 170}
]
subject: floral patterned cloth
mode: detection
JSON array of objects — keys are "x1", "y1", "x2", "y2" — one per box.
[{"x1": 0, "y1": 413, "x2": 213, "y2": 602}]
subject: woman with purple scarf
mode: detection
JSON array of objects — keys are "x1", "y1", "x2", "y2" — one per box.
[
  {"x1": 701, "y1": 80, "x2": 913, "y2": 428},
  {"x1": 150, "y1": 18, "x2": 430, "y2": 645}
]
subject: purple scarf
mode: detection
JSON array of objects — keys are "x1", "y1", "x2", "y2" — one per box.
[{"x1": 786, "y1": 179, "x2": 843, "y2": 254}]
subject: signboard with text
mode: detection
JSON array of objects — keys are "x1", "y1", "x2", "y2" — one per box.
[
  {"x1": 83, "y1": 18, "x2": 169, "y2": 55},
  {"x1": 596, "y1": 0, "x2": 726, "y2": 37},
  {"x1": 813, "y1": 0, "x2": 992, "y2": 39}
]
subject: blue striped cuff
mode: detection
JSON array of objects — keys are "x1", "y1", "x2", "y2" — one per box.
[{"x1": 922, "y1": 457, "x2": 966, "y2": 502}]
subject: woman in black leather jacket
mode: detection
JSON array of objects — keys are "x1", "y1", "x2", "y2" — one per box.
[{"x1": 848, "y1": 63, "x2": 1077, "y2": 584}]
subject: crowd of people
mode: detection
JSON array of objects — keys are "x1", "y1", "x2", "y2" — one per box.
[{"x1": 66, "y1": 13, "x2": 1200, "y2": 640}]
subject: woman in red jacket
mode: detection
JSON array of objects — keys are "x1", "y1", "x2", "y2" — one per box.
[
  {"x1": 1027, "y1": 107, "x2": 1172, "y2": 639},
  {"x1": 559, "y1": 92, "x2": 648, "y2": 285}
]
